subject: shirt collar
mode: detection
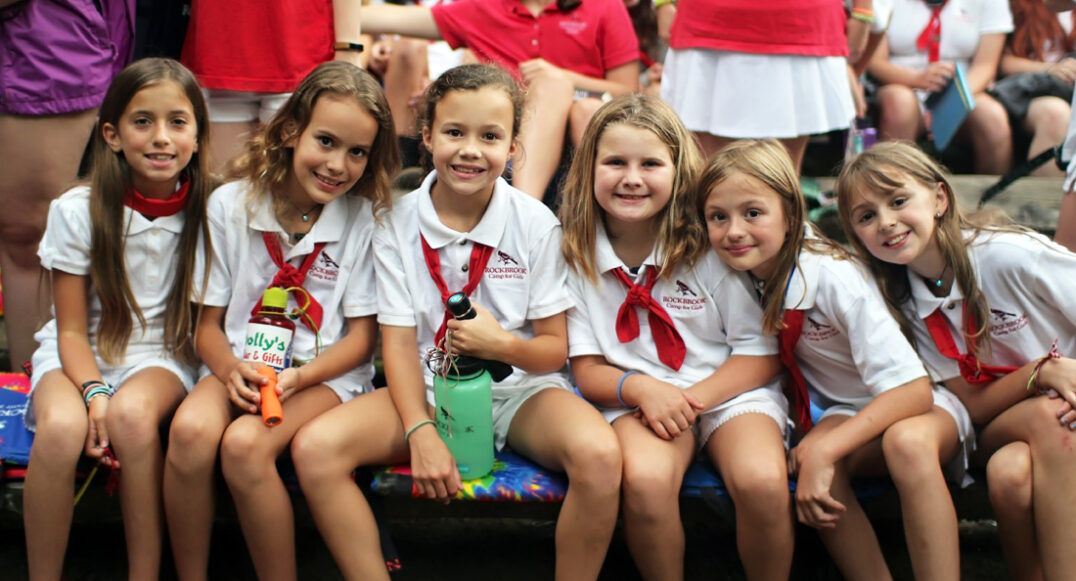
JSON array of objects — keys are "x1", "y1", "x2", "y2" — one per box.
[
  {"x1": 418, "y1": 170, "x2": 507, "y2": 249},
  {"x1": 123, "y1": 206, "x2": 186, "y2": 235},
  {"x1": 248, "y1": 191, "x2": 349, "y2": 256}
]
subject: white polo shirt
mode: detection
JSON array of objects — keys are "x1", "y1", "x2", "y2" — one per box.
[
  {"x1": 784, "y1": 249, "x2": 927, "y2": 410},
  {"x1": 567, "y1": 223, "x2": 777, "y2": 388},
  {"x1": 374, "y1": 172, "x2": 573, "y2": 394},
  {"x1": 195, "y1": 180, "x2": 378, "y2": 389},
  {"x1": 886, "y1": 0, "x2": 1012, "y2": 72},
  {"x1": 35, "y1": 186, "x2": 185, "y2": 353},
  {"x1": 906, "y1": 230, "x2": 1076, "y2": 382}
]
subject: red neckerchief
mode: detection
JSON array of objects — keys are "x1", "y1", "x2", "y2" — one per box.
[
  {"x1": 124, "y1": 179, "x2": 190, "y2": 217},
  {"x1": 923, "y1": 304, "x2": 1018, "y2": 384},
  {"x1": 250, "y1": 232, "x2": 326, "y2": 332},
  {"x1": 916, "y1": 1, "x2": 948, "y2": 63},
  {"x1": 778, "y1": 309, "x2": 814, "y2": 432},
  {"x1": 610, "y1": 266, "x2": 686, "y2": 371},
  {"x1": 421, "y1": 235, "x2": 494, "y2": 347}
]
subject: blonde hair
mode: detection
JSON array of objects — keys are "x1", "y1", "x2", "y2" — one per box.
[
  {"x1": 559, "y1": 94, "x2": 704, "y2": 281},
  {"x1": 88, "y1": 58, "x2": 212, "y2": 366},
  {"x1": 836, "y1": 141, "x2": 1021, "y2": 358},
  {"x1": 696, "y1": 139, "x2": 846, "y2": 334},
  {"x1": 229, "y1": 61, "x2": 399, "y2": 218}
]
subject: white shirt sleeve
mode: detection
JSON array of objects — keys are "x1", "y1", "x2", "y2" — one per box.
[
  {"x1": 38, "y1": 189, "x2": 92, "y2": 276},
  {"x1": 524, "y1": 226, "x2": 574, "y2": 321},
  {"x1": 565, "y1": 270, "x2": 602, "y2": 358},
  {"x1": 340, "y1": 216, "x2": 379, "y2": 319},
  {"x1": 198, "y1": 189, "x2": 235, "y2": 307},
  {"x1": 373, "y1": 216, "x2": 417, "y2": 328}
]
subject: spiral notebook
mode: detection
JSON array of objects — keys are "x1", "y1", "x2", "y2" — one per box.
[{"x1": 926, "y1": 62, "x2": 976, "y2": 152}]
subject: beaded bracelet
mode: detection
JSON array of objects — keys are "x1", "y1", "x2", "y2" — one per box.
[
  {"x1": 84, "y1": 384, "x2": 114, "y2": 405},
  {"x1": 81, "y1": 380, "x2": 107, "y2": 396},
  {"x1": 851, "y1": 7, "x2": 874, "y2": 23},
  {"x1": 617, "y1": 371, "x2": 639, "y2": 408},
  {"x1": 405, "y1": 419, "x2": 436, "y2": 442},
  {"x1": 1025, "y1": 339, "x2": 1061, "y2": 394}
]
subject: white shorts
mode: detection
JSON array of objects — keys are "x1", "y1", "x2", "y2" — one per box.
[
  {"x1": 27, "y1": 337, "x2": 197, "y2": 431},
  {"x1": 204, "y1": 90, "x2": 291, "y2": 124},
  {"x1": 661, "y1": 49, "x2": 854, "y2": 139},
  {"x1": 818, "y1": 385, "x2": 976, "y2": 488}
]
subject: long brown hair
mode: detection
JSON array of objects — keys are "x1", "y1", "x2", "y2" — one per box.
[
  {"x1": 835, "y1": 142, "x2": 1010, "y2": 359},
  {"x1": 88, "y1": 57, "x2": 211, "y2": 365},
  {"x1": 1008, "y1": 0, "x2": 1076, "y2": 61},
  {"x1": 560, "y1": 94, "x2": 704, "y2": 282},
  {"x1": 229, "y1": 61, "x2": 399, "y2": 218},
  {"x1": 696, "y1": 139, "x2": 846, "y2": 334}
]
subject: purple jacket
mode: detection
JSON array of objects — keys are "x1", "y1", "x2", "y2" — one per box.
[{"x1": 0, "y1": 0, "x2": 134, "y2": 115}]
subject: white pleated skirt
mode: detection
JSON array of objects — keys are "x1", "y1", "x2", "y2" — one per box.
[{"x1": 661, "y1": 48, "x2": 855, "y2": 139}]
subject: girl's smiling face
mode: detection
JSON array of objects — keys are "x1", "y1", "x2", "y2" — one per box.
[
  {"x1": 593, "y1": 123, "x2": 674, "y2": 236},
  {"x1": 703, "y1": 171, "x2": 788, "y2": 280},
  {"x1": 423, "y1": 86, "x2": 517, "y2": 203},
  {"x1": 845, "y1": 169, "x2": 949, "y2": 276},
  {"x1": 102, "y1": 80, "x2": 198, "y2": 198},
  {"x1": 285, "y1": 94, "x2": 379, "y2": 208}
]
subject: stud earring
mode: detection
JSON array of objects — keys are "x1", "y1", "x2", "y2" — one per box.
[{"x1": 935, "y1": 211, "x2": 942, "y2": 219}]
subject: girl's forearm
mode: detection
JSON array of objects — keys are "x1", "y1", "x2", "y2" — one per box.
[
  {"x1": 686, "y1": 354, "x2": 782, "y2": 409},
  {"x1": 287, "y1": 316, "x2": 377, "y2": 389},
  {"x1": 816, "y1": 379, "x2": 933, "y2": 462}
]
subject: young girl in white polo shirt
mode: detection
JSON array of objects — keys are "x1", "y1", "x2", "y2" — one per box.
[
  {"x1": 559, "y1": 96, "x2": 791, "y2": 580},
  {"x1": 706, "y1": 139, "x2": 970, "y2": 580},
  {"x1": 838, "y1": 141, "x2": 1076, "y2": 581},
  {"x1": 162, "y1": 62, "x2": 399, "y2": 580},
  {"x1": 22, "y1": 58, "x2": 212, "y2": 580},
  {"x1": 290, "y1": 64, "x2": 621, "y2": 581}
]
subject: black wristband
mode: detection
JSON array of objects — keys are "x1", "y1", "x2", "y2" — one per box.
[{"x1": 333, "y1": 41, "x2": 364, "y2": 53}]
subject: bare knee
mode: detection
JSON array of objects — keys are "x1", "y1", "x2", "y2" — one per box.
[
  {"x1": 291, "y1": 422, "x2": 357, "y2": 488},
  {"x1": 723, "y1": 460, "x2": 790, "y2": 514},
  {"x1": 568, "y1": 98, "x2": 603, "y2": 146},
  {"x1": 882, "y1": 421, "x2": 940, "y2": 480},
  {"x1": 107, "y1": 393, "x2": 163, "y2": 449},
  {"x1": 876, "y1": 85, "x2": 921, "y2": 141},
  {"x1": 219, "y1": 419, "x2": 273, "y2": 484},
  {"x1": 621, "y1": 458, "x2": 681, "y2": 517},
  {"x1": 1026, "y1": 96, "x2": 1070, "y2": 143},
  {"x1": 562, "y1": 433, "x2": 621, "y2": 492},
  {"x1": 32, "y1": 410, "x2": 88, "y2": 462},
  {"x1": 986, "y1": 444, "x2": 1032, "y2": 512},
  {"x1": 167, "y1": 408, "x2": 226, "y2": 476}
]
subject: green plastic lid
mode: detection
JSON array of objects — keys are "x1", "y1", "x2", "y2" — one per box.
[{"x1": 262, "y1": 287, "x2": 289, "y2": 309}]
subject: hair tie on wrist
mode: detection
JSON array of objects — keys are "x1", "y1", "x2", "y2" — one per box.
[
  {"x1": 617, "y1": 371, "x2": 639, "y2": 408},
  {"x1": 405, "y1": 419, "x2": 436, "y2": 442}
]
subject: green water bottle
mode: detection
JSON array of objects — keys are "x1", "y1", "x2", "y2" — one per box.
[{"x1": 434, "y1": 355, "x2": 494, "y2": 479}]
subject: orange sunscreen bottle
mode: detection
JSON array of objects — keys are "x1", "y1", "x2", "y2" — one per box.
[{"x1": 256, "y1": 365, "x2": 284, "y2": 427}]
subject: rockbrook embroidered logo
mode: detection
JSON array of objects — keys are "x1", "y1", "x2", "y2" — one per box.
[
  {"x1": 662, "y1": 281, "x2": 705, "y2": 311},
  {"x1": 559, "y1": 19, "x2": 588, "y2": 35},
  {"x1": 989, "y1": 308, "x2": 1028, "y2": 337},
  {"x1": 308, "y1": 250, "x2": 339, "y2": 283},
  {"x1": 803, "y1": 316, "x2": 839, "y2": 341},
  {"x1": 486, "y1": 250, "x2": 527, "y2": 280},
  {"x1": 675, "y1": 280, "x2": 696, "y2": 296}
]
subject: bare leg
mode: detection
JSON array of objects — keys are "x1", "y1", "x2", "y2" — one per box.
[
  {"x1": 508, "y1": 388, "x2": 621, "y2": 581},
  {"x1": 1024, "y1": 97, "x2": 1068, "y2": 178},
  {"x1": 1055, "y1": 190, "x2": 1076, "y2": 252},
  {"x1": 23, "y1": 371, "x2": 87, "y2": 581},
  {"x1": 881, "y1": 408, "x2": 961, "y2": 581},
  {"x1": 794, "y1": 415, "x2": 890, "y2": 581},
  {"x1": 707, "y1": 413, "x2": 794, "y2": 581},
  {"x1": 964, "y1": 94, "x2": 1013, "y2": 175},
  {"x1": 875, "y1": 84, "x2": 924, "y2": 142},
  {"x1": 383, "y1": 37, "x2": 429, "y2": 137},
  {"x1": 163, "y1": 376, "x2": 235, "y2": 581},
  {"x1": 513, "y1": 75, "x2": 574, "y2": 199},
  {"x1": 986, "y1": 442, "x2": 1042, "y2": 581},
  {"x1": 0, "y1": 110, "x2": 97, "y2": 368},
  {"x1": 612, "y1": 415, "x2": 695, "y2": 581},
  {"x1": 568, "y1": 98, "x2": 604, "y2": 148},
  {"x1": 777, "y1": 135, "x2": 810, "y2": 175},
  {"x1": 292, "y1": 389, "x2": 408, "y2": 581},
  {"x1": 107, "y1": 367, "x2": 187, "y2": 581},
  {"x1": 208, "y1": 121, "x2": 258, "y2": 177},
  {"x1": 978, "y1": 395, "x2": 1076, "y2": 580},
  {"x1": 221, "y1": 385, "x2": 341, "y2": 581},
  {"x1": 694, "y1": 132, "x2": 735, "y2": 161}
]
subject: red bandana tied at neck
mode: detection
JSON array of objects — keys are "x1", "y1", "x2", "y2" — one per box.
[
  {"x1": 916, "y1": 1, "x2": 947, "y2": 63},
  {"x1": 124, "y1": 179, "x2": 190, "y2": 217},
  {"x1": 778, "y1": 309, "x2": 814, "y2": 432},
  {"x1": 611, "y1": 266, "x2": 686, "y2": 371},
  {"x1": 250, "y1": 232, "x2": 326, "y2": 332},
  {"x1": 421, "y1": 235, "x2": 494, "y2": 347},
  {"x1": 923, "y1": 304, "x2": 1017, "y2": 384}
]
